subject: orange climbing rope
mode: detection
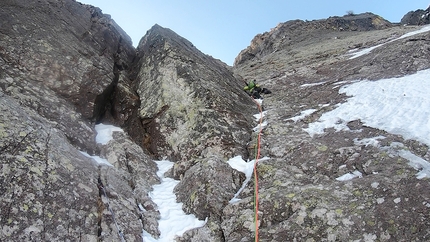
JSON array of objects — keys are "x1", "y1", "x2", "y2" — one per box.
[{"x1": 251, "y1": 98, "x2": 264, "y2": 242}]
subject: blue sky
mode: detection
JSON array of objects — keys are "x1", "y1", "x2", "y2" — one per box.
[{"x1": 78, "y1": 0, "x2": 429, "y2": 66}]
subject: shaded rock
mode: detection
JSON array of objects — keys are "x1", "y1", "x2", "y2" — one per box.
[
  {"x1": 401, "y1": 6, "x2": 430, "y2": 25},
  {"x1": 0, "y1": 1, "x2": 152, "y2": 241},
  {"x1": 0, "y1": 0, "x2": 135, "y2": 152}
]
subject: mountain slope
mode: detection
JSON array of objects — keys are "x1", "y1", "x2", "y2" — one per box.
[
  {"x1": 231, "y1": 13, "x2": 430, "y2": 242},
  {"x1": 1, "y1": 1, "x2": 430, "y2": 241}
]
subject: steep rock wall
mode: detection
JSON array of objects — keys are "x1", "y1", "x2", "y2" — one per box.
[
  {"x1": 0, "y1": 1, "x2": 156, "y2": 241},
  {"x1": 131, "y1": 24, "x2": 258, "y2": 239},
  {"x1": 0, "y1": 0, "x2": 135, "y2": 152}
]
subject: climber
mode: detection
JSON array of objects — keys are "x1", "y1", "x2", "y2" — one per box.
[{"x1": 244, "y1": 79, "x2": 271, "y2": 99}]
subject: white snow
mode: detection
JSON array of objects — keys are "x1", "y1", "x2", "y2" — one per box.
[
  {"x1": 398, "y1": 150, "x2": 430, "y2": 179},
  {"x1": 79, "y1": 123, "x2": 125, "y2": 166},
  {"x1": 300, "y1": 81, "x2": 327, "y2": 87},
  {"x1": 287, "y1": 108, "x2": 317, "y2": 122},
  {"x1": 253, "y1": 120, "x2": 268, "y2": 132},
  {"x1": 227, "y1": 156, "x2": 255, "y2": 204},
  {"x1": 348, "y1": 44, "x2": 383, "y2": 59},
  {"x1": 138, "y1": 203, "x2": 146, "y2": 212},
  {"x1": 254, "y1": 98, "x2": 263, "y2": 105},
  {"x1": 397, "y1": 24, "x2": 430, "y2": 40},
  {"x1": 252, "y1": 104, "x2": 268, "y2": 131},
  {"x1": 79, "y1": 151, "x2": 113, "y2": 166},
  {"x1": 142, "y1": 160, "x2": 206, "y2": 242},
  {"x1": 348, "y1": 24, "x2": 430, "y2": 59},
  {"x1": 95, "y1": 123, "x2": 124, "y2": 145},
  {"x1": 228, "y1": 156, "x2": 256, "y2": 176},
  {"x1": 353, "y1": 136, "x2": 386, "y2": 147},
  {"x1": 227, "y1": 156, "x2": 270, "y2": 203},
  {"x1": 305, "y1": 69, "x2": 430, "y2": 146},
  {"x1": 253, "y1": 111, "x2": 268, "y2": 121},
  {"x1": 303, "y1": 68, "x2": 430, "y2": 179},
  {"x1": 84, "y1": 124, "x2": 205, "y2": 240},
  {"x1": 228, "y1": 98, "x2": 271, "y2": 203},
  {"x1": 335, "y1": 170, "x2": 362, "y2": 181}
]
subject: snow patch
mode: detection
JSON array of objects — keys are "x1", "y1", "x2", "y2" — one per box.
[
  {"x1": 95, "y1": 123, "x2": 124, "y2": 145},
  {"x1": 353, "y1": 136, "x2": 386, "y2": 147},
  {"x1": 398, "y1": 150, "x2": 430, "y2": 179},
  {"x1": 142, "y1": 160, "x2": 206, "y2": 241},
  {"x1": 300, "y1": 81, "x2": 327, "y2": 87},
  {"x1": 79, "y1": 151, "x2": 112, "y2": 166},
  {"x1": 253, "y1": 111, "x2": 268, "y2": 121},
  {"x1": 304, "y1": 69, "x2": 430, "y2": 180},
  {"x1": 335, "y1": 170, "x2": 362, "y2": 181},
  {"x1": 253, "y1": 120, "x2": 268, "y2": 132},
  {"x1": 79, "y1": 123, "x2": 125, "y2": 166},
  {"x1": 348, "y1": 24, "x2": 430, "y2": 59},
  {"x1": 228, "y1": 156, "x2": 270, "y2": 203},
  {"x1": 349, "y1": 44, "x2": 383, "y2": 59},
  {"x1": 304, "y1": 69, "x2": 430, "y2": 147},
  {"x1": 287, "y1": 109, "x2": 317, "y2": 122}
]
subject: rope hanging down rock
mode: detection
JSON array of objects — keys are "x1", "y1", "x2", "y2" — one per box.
[
  {"x1": 251, "y1": 97, "x2": 264, "y2": 242},
  {"x1": 98, "y1": 178, "x2": 126, "y2": 242}
]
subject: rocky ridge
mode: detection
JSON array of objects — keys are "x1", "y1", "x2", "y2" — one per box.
[
  {"x1": 401, "y1": 6, "x2": 430, "y2": 25},
  {"x1": 1, "y1": 1, "x2": 430, "y2": 241}
]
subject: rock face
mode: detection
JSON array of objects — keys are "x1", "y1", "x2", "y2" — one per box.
[
  {"x1": 130, "y1": 24, "x2": 256, "y2": 240},
  {"x1": 132, "y1": 24, "x2": 254, "y2": 164},
  {"x1": 1, "y1": 1, "x2": 430, "y2": 242},
  {"x1": 0, "y1": 92, "x2": 99, "y2": 241},
  {"x1": 0, "y1": 0, "x2": 135, "y2": 152},
  {"x1": 401, "y1": 6, "x2": 430, "y2": 25},
  {"x1": 0, "y1": 0, "x2": 156, "y2": 241},
  {"x1": 231, "y1": 12, "x2": 430, "y2": 242}
]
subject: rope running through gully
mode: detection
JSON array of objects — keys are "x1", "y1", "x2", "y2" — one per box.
[{"x1": 251, "y1": 97, "x2": 264, "y2": 242}]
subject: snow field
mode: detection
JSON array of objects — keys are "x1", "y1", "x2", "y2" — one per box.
[{"x1": 296, "y1": 68, "x2": 430, "y2": 180}]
